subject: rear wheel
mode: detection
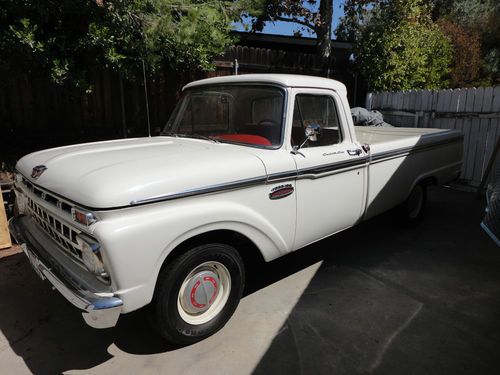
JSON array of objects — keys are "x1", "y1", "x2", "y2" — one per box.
[
  {"x1": 400, "y1": 183, "x2": 427, "y2": 223},
  {"x1": 152, "y1": 243, "x2": 245, "y2": 345}
]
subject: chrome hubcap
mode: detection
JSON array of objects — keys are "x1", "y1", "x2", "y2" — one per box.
[
  {"x1": 178, "y1": 261, "x2": 231, "y2": 325},
  {"x1": 180, "y1": 270, "x2": 220, "y2": 314}
]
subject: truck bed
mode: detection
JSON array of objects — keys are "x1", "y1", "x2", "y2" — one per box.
[
  {"x1": 354, "y1": 126, "x2": 463, "y2": 220},
  {"x1": 354, "y1": 126, "x2": 462, "y2": 156}
]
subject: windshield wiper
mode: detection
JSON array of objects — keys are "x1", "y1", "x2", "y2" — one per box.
[
  {"x1": 160, "y1": 131, "x2": 178, "y2": 137},
  {"x1": 161, "y1": 132, "x2": 219, "y2": 143},
  {"x1": 186, "y1": 134, "x2": 220, "y2": 143}
]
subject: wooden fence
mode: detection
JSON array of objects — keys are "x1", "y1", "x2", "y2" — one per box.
[
  {"x1": 215, "y1": 45, "x2": 331, "y2": 75},
  {"x1": 0, "y1": 43, "x2": 362, "y2": 166},
  {"x1": 214, "y1": 45, "x2": 362, "y2": 104},
  {"x1": 366, "y1": 87, "x2": 500, "y2": 186}
]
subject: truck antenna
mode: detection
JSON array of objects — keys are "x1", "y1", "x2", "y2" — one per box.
[{"x1": 142, "y1": 59, "x2": 151, "y2": 137}]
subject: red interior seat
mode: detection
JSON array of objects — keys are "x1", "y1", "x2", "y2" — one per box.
[{"x1": 215, "y1": 134, "x2": 272, "y2": 146}]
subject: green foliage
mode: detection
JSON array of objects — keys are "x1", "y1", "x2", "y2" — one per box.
[
  {"x1": 448, "y1": 0, "x2": 500, "y2": 84},
  {"x1": 0, "y1": 0, "x2": 241, "y2": 89},
  {"x1": 344, "y1": 0, "x2": 453, "y2": 90},
  {"x1": 429, "y1": 0, "x2": 500, "y2": 86},
  {"x1": 246, "y1": 0, "x2": 334, "y2": 58}
]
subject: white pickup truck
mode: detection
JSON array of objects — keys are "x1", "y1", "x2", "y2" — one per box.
[{"x1": 9, "y1": 74, "x2": 463, "y2": 345}]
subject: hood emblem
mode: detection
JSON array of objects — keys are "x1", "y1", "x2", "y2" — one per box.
[{"x1": 31, "y1": 165, "x2": 47, "y2": 179}]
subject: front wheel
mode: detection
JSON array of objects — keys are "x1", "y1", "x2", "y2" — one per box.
[{"x1": 151, "y1": 243, "x2": 245, "y2": 345}]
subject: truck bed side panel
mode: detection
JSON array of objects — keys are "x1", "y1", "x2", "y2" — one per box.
[{"x1": 358, "y1": 127, "x2": 463, "y2": 220}]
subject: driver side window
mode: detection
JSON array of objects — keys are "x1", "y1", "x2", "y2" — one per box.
[{"x1": 291, "y1": 94, "x2": 342, "y2": 147}]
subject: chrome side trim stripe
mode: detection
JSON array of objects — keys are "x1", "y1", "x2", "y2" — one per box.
[
  {"x1": 130, "y1": 175, "x2": 268, "y2": 205},
  {"x1": 296, "y1": 157, "x2": 369, "y2": 177},
  {"x1": 131, "y1": 137, "x2": 461, "y2": 206},
  {"x1": 267, "y1": 171, "x2": 298, "y2": 182},
  {"x1": 132, "y1": 158, "x2": 369, "y2": 205},
  {"x1": 21, "y1": 136, "x2": 463, "y2": 210}
]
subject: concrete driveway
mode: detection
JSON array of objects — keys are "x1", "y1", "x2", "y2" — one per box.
[{"x1": 1, "y1": 186, "x2": 499, "y2": 374}]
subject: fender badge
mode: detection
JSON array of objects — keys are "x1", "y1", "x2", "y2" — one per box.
[
  {"x1": 31, "y1": 165, "x2": 47, "y2": 179},
  {"x1": 269, "y1": 184, "x2": 294, "y2": 200}
]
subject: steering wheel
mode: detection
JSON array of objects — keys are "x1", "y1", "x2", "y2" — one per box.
[{"x1": 257, "y1": 119, "x2": 279, "y2": 127}]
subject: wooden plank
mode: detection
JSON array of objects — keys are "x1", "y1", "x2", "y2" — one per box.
[
  {"x1": 377, "y1": 92, "x2": 384, "y2": 109},
  {"x1": 473, "y1": 119, "x2": 489, "y2": 183},
  {"x1": 436, "y1": 89, "x2": 446, "y2": 128},
  {"x1": 454, "y1": 89, "x2": 465, "y2": 170},
  {"x1": 420, "y1": 90, "x2": 430, "y2": 128},
  {"x1": 395, "y1": 91, "x2": 403, "y2": 111},
  {"x1": 415, "y1": 90, "x2": 423, "y2": 112},
  {"x1": 384, "y1": 92, "x2": 391, "y2": 111},
  {"x1": 0, "y1": 192, "x2": 11, "y2": 249},
  {"x1": 402, "y1": 91, "x2": 410, "y2": 110},
  {"x1": 407, "y1": 90, "x2": 413, "y2": 111},
  {"x1": 428, "y1": 91, "x2": 437, "y2": 128},
  {"x1": 435, "y1": 89, "x2": 448, "y2": 128},
  {"x1": 465, "y1": 88, "x2": 484, "y2": 183},
  {"x1": 444, "y1": 89, "x2": 454, "y2": 129},
  {"x1": 380, "y1": 91, "x2": 387, "y2": 109},
  {"x1": 448, "y1": 89, "x2": 461, "y2": 129},
  {"x1": 472, "y1": 88, "x2": 486, "y2": 184},
  {"x1": 492, "y1": 86, "x2": 500, "y2": 112},
  {"x1": 369, "y1": 92, "x2": 376, "y2": 109},
  {"x1": 484, "y1": 89, "x2": 500, "y2": 184},
  {"x1": 478, "y1": 87, "x2": 495, "y2": 180},
  {"x1": 462, "y1": 88, "x2": 476, "y2": 180}
]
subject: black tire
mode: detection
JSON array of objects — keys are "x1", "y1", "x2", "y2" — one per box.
[
  {"x1": 399, "y1": 183, "x2": 427, "y2": 224},
  {"x1": 151, "y1": 243, "x2": 245, "y2": 345}
]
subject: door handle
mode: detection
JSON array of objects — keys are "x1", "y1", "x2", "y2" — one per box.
[{"x1": 347, "y1": 149, "x2": 362, "y2": 156}]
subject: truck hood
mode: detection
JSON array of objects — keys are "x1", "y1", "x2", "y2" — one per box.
[{"x1": 16, "y1": 137, "x2": 267, "y2": 209}]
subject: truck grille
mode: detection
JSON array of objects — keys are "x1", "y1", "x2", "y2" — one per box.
[
  {"x1": 27, "y1": 196, "x2": 84, "y2": 261},
  {"x1": 21, "y1": 177, "x2": 73, "y2": 214}
]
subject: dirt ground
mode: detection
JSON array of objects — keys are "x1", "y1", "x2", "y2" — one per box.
[{"x1": 0, "y1": 186, "x2": 499, "y2": 374}]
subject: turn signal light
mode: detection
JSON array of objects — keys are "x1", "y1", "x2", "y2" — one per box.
[{"x1": 71, "y1": 207, "x2": 97, "y2": 226}]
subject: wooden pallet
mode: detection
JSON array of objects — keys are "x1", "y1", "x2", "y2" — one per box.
[{"x1": 0, "y1": 190, "x2": 11, "y2": 249}]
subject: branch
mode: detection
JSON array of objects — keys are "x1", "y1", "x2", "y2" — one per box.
[{"x1": 273, "y1": 15, "x2": 315, "y2": 31}]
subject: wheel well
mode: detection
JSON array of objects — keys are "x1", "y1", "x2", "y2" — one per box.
[
  {"x1": 163, "y1": 230, "x2": 266, "y2": 270},
  {"x1": 420, "y1": 176, "x2": 438, "y2": 186}
]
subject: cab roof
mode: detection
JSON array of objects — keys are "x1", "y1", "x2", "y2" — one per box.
[{"x1": 183, "y1": 74, "x2": 347, "y2": 93}]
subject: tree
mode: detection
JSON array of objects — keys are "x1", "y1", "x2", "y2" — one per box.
[
  {"x1": 248, "y1": 0, "x2": 334, "y2": 59},
  {"x1": 335, "y1": 0, "x2": 378, "y2": 42},
  {"x1": 445, "y1": 0, "x2": 500, "y2": 85},
  {"x1": 427, "y1": 0, "x2": 499, "y2": 86},
  {"x1": 437, "y1": 19, "x2": 482, "y2": 87},
  {"x1": 0, "y1": 0, "x2": 242, "y2": 89},
  {"x1": 339, "y1": 0, "x2": 452, "y2": 91}
]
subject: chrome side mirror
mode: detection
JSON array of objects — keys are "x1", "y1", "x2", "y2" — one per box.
[
  {"x1": 292, "y1": 124, "x2": 322, "y2": 155},
  {"x1": 305, "y1": 124, "x2": 321, "y2": 142}
]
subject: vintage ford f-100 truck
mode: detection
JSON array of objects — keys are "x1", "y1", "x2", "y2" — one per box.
[{"x1": 9, "y1": 74, "x2": 463, "y2": 344}]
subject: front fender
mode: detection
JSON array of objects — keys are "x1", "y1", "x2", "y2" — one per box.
[{"x1": 93, "y1": 193, "x2": 293, "y2": 313}]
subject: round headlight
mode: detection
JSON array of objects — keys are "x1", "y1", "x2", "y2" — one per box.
[{"x1": 76, "y1": 235, "x2": 107, "y2": 277}]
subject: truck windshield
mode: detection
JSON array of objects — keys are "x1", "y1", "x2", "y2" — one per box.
[{"x1": 162, "y1": 85, "x2": 285, "y2": 148}]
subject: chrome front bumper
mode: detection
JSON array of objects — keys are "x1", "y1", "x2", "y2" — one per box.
[{"x1": 9, "y1": 215, "x2": 123, "y2": 329}]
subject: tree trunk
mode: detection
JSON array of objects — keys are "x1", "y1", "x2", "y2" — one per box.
[{"x1": 317, "y1": 0, "x2": 333, "y2": 59}]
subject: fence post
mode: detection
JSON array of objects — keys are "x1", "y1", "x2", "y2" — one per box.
[{"x1": 365, "y1": 92, "x2": 373, "y2": 110}]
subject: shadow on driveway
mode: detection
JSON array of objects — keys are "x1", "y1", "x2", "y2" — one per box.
[
  {"x1": 0, "y1": 187, "x2": 499, "y2": 374},
  {"x1": 253, "y1": 186, "x2": 500, "y2": 374}
]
